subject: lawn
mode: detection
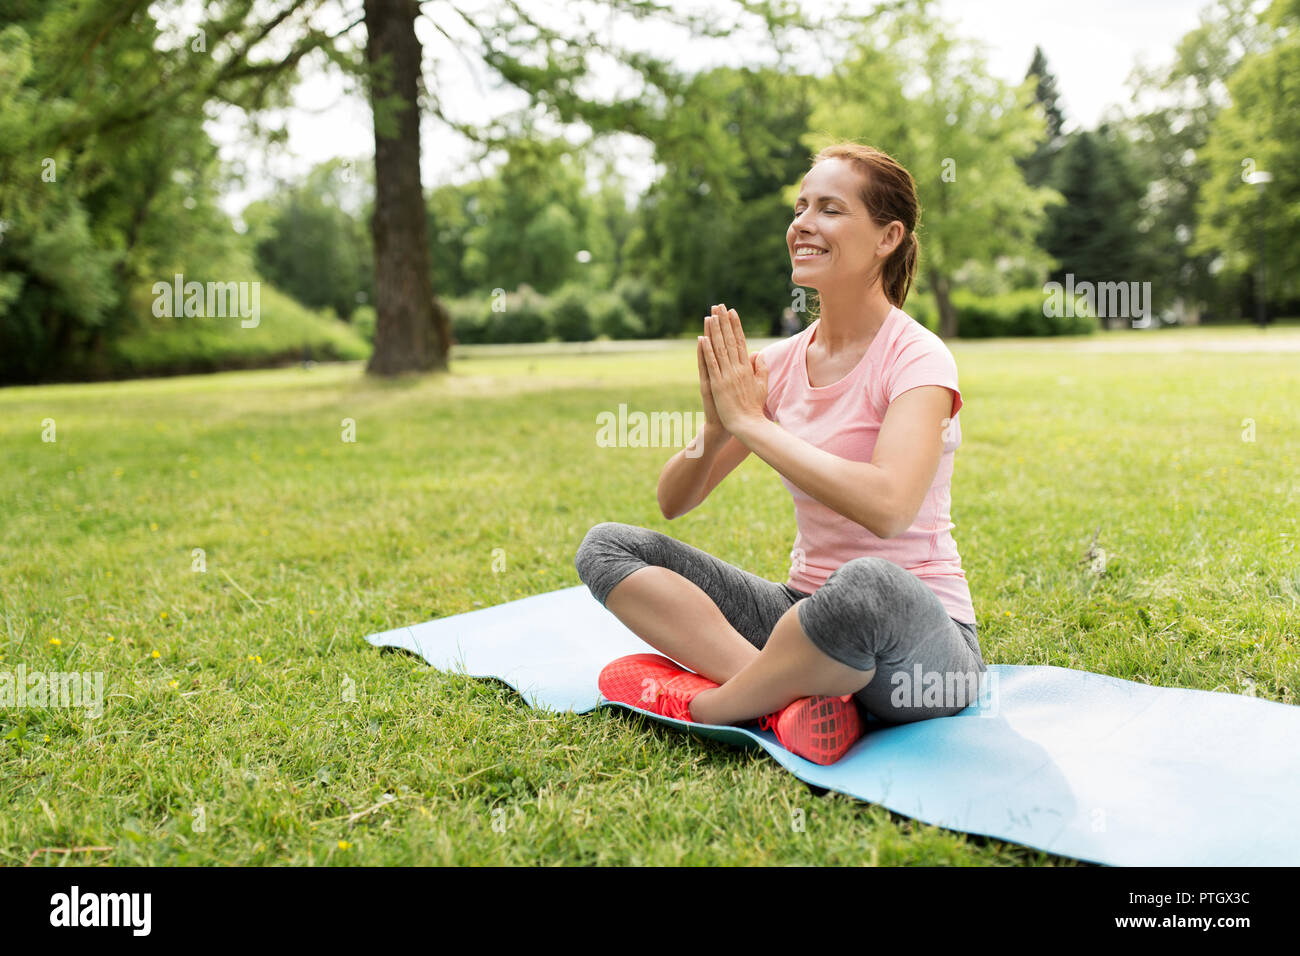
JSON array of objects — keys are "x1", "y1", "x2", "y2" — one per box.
[{"x1": 1, "y1": 328, "x2": 1297, "y2": 865}]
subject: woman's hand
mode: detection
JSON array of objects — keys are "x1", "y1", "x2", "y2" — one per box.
[
  {"x1": 699, "y1": 303, "x2": 769, "y2": 438},
  {"x1": 697, "y1": 330, "x2": 724, "y2": 432}
]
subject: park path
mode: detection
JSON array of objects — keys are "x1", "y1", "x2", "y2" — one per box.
[
  {"x1": 450, "y1": 326, "x2": 1300, "y2": 359},
  {"x1": 950, "y1": 329, "x2": 1300, "y2": 353}
]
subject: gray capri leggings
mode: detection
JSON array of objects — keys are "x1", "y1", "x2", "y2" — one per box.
[{"x1": 574, "y1": 521, "x2": 986, "y2": 724}]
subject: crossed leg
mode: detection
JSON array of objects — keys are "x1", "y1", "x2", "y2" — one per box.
[
  {"x1": 601, "y1": 564, "x2": 874, "y2": 726},
  {"x1": 687, "y1": 599, "x2": 875, "y2": 725},
  {"x1": 575, "y1": 524, "x2": 930, "y2": 730},
  {"x1": 603, "y1": 565, "x2": 762, "y2": 686}
]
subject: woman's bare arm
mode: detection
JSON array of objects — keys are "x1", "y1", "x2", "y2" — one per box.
[
  {"x1": 728, "y1": 385, "x2": 951, "y2": 539},
  {"x1": 657, "y1": 426, "x2": 752, "y2": 519}
]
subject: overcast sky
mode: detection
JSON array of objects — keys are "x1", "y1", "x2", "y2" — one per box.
[{"x1": 209, "y1": 0, "x2": 1214, "y2": 218}]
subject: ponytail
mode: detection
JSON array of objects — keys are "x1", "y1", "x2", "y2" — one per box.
[{"x1": 884, "y1": 230, "x2": 919, "y2": 307}]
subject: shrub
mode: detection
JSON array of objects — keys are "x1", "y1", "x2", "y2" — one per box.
[
  {"x1": 106, "y1": 284, "x2": 370, "y2": 377},
  {"x1": 614, "y1": 276, "x2": 678, "y2": 338},
  {"x1": 483, "y1": 284, "x2": 551, "y2": 343},
  {"x1": 953, "y1": 288, "x2": 1096, "y2": 338},
  {"x1": 447, "y1": 296, "x2": 491, "y2": 344},
  {"x1": 351, "y1": 305, "x2": 376, "y2": 344},
  {"x1": 358, "y1": 298, "x2": 497, "y2": 348},
  {"x1": 592, "y1": 291, "x2": 644, "y2": 339},
  {"x1": 550, "y1": 283, "x2": 595, "y2": 342}
]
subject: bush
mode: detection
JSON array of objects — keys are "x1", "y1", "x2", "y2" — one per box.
[
  {"x1": 483, "y1": 284, "x2": 551, "y2": 343},
  {"x1": 953, "y1": 288, "x2": 1096, "y2": 338},
  {"x1": 550, "y1": 283, "x2": 595, "y2": 342},
  {"x1": 592, "y1": 291, "x2": 644, "y2": 339},
  {"x1": 613, "y1": 276, "x2": 678, "y2": 338},
  {"x1": 447, "y1": 296, "x2": 491, "y2": 344},
  {"x1": 351, "y1": 304, "x2": 376, "y2": 345},
  {"x1": 106, "y1": 283, "x2": 370, "y2": 377}
]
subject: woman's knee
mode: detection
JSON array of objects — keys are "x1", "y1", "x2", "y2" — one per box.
[
  {"x1": 803, "y1": 556, "x2": 944, "y2": 663},
  {"x1": 573, "y1": 521, "x2": 643, "y2": 584},
  {"x1": 858, "y1": 655, "x2": 987, "y2": 724},
  {"x1": 821, "y1": 557, "x2": 929, "y2": 622}
]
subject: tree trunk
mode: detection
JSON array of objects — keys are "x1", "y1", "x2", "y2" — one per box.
[
  {"x1": 933, "y1": 272, "x2": 958, "y2": 339},
  {"x1": 364, "y1": 0, "x2": 451, "y2": 375}
]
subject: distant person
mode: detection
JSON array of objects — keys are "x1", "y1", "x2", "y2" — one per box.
[{"x1": 780, "y1": 306, "x2": 801, "y2": 337}]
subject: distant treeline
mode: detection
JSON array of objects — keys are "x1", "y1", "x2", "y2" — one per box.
[{"x1": 1, "y1": 0, "x2": 1296, "y2": 384}]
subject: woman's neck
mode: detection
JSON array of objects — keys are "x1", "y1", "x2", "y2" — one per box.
[{"x1": 812, "y1": 283, "x2": 894, "y2": 353}]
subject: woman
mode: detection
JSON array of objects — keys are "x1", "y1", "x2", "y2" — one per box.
[{"x1": 574, "y1": 143, "x2": 985, "y2": 765}]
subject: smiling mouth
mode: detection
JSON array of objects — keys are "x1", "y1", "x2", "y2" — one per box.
[{"x1": 794, "y1": 247, "x2": 828, "y2": 261}]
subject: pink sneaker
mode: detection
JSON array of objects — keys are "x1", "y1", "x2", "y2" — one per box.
[
  {"x1": 758, "y1": 694, "x2": 864, "y2": 764},
  {"x1": 598, "y1": 653, "x2": 719, "y2": 722}
]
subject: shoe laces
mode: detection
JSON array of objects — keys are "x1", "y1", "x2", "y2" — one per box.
[
  {"x1": 652, "y1": 674, "x2": 698, "y2": 722},
  {"x1": 756, "y1": 707, "x2": 784, "y2": 733}
]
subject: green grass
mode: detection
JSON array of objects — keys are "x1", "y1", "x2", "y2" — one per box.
[{"x1": 1, "y1": 328, "x2": 1297, "y2": 865}]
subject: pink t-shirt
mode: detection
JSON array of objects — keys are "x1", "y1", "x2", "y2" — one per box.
[{"x1": 757, "y1": 305, "x2": 976, "y2": 625}]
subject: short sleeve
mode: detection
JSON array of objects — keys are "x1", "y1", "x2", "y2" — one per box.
[{"x1": 886, "y1": 339, "x2": 962, "y2": 419}]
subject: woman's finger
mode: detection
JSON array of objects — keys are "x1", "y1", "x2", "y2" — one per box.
[
  {"x1": 728, "y1": 308, "x2": 747, "y2": 359},
  {"x1": 708, "y1": 312, "x2": 737, "y2": 375},
  {"x1": 704, "y1": 314, "x2": 725, "y2": 373},
  {"x1": 715, "y1": 303, "x2": 742, "y2": 367},
  {"x1": 700, "y1": 330, "x2": 723, "y2": 382}
]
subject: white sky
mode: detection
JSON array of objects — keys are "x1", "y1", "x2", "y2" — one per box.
[{"x1": 208, "y1": 0, "x2": 1215, "y2": 218}]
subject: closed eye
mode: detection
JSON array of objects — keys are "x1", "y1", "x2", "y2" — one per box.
[{"x1": 792, "y1": 209, "x2": 840, "y2": 219}]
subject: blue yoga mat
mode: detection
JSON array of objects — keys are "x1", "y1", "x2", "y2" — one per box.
[{"x1": 365, "y1": 584, "x2": 1300, "y2": 866}]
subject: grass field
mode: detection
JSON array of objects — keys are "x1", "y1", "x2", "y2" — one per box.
[{"x1": 1, "y1": 327, "x2": 1298, "y2": 865}]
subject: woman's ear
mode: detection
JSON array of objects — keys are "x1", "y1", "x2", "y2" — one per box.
[{"x1": 877, "y1": 220, "x2": 906, "y2": 260}]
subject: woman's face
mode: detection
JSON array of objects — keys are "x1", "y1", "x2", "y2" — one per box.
[{"x1": 787, "y1": 158, "x2": 886, "y2": 290}]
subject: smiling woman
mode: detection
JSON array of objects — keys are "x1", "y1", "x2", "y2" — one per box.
[{"x1": 575, "y1": 143, "x2": 984, "y2": 767}]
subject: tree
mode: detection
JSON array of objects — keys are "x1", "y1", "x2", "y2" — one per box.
[
  {"x1": 584, "y1": 154, "x2": 639, "y2": 291},
  {"x1": 244, "y1": 160, "x2": 373, "y2": 320},
  {"x1": 345, "y1": 0, "x2": 830, "y2": 372},
  {"x1": 1019, "y1": 45, "x2": 1065, "y2": 188},
  {"x1": 0, "y1": 5, "x2": 242, "y2": 383},
  {"x1": 1192, "y1": 0, "x2": 1298, "y2": 313},
  {"x1": 3, "y1": 0, "x2": 836, "y2": 379},
  {"x1": 1124, "y1": 0, "x2": 1276, "y2": 320},
  {"x1": 1041, "y1": 126, "x2": 1146, "y2": 328},
  {"x1": 458, "y1": 129, "x2": 593, "y2": 296},
  {"x1": 425, "y1": 180, "x2": 480, "y2": 300},
  {"x1": 630, "y1": 65, "x2": 815, "y2": 337},
  {"x1": 363, "y1": 0, "x2": 448, "y2": 374},
  {"x1": 805, "y1": 1, "x2": 1059, "y2": 337}
]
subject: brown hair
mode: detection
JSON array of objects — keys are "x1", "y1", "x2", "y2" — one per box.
[{"x1": 808, "y1": 143, "x2": 920, "y2": 307}]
